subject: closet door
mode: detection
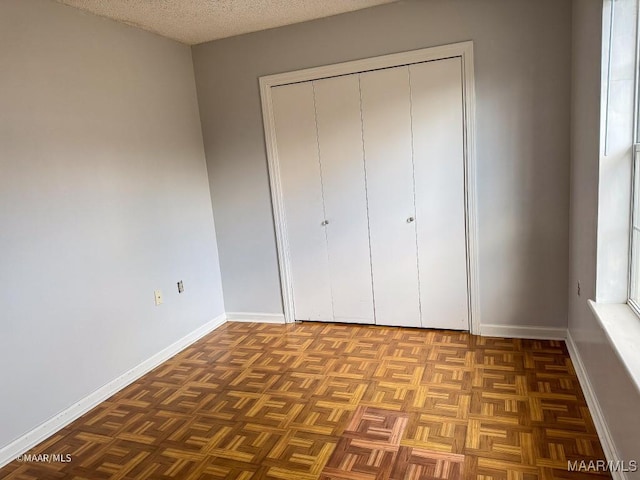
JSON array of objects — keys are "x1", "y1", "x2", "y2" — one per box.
[
  {"x1": 360, "y1": 67, "x2": 421, "y2": 328},
  {"x1": 410, "y1": 58, "x2": 469, "y2": 330},
  {"x1": 271, "y1": 83, "x2": 333, "y2": 321},
  {"x1": 314, "y1": 76, "x2": 375, "y2": 324}
]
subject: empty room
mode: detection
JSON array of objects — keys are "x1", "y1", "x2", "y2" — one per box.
[{"x1": 1, "y1": 0, "x2": 639, "y2": 478}]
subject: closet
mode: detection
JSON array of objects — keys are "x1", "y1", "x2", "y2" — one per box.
[{"x1": 268, "y1": 54, "x2": 470, "y2": 330}]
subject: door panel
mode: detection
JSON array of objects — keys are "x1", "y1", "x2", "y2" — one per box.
[
  {"x1": 313, "y1": 76, "x2": 375, "y2": 324},
  {"x1": 410, "y1": 58, "x2": 469, "y2": 330},
  {"x1": 359, "y1": 67, "x2": 421, "y2": 328},
  {"x1": 271, "y1": 83, "x2": 333, "y2": 321}
]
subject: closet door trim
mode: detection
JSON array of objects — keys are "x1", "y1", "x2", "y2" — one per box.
[{"x1": 259, "y1": 41, "x2": 480, "y2": 334}]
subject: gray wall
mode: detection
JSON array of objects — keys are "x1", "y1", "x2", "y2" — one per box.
[
  {"x1": 569, "y1": 0, "x2": 640, "y2": 462},
  {"x1": 0, "y1": 0, "x2": 224, "y2": 448},
  {"x1": 192, "y1": 0, "x2": 572, "y2": 327}
]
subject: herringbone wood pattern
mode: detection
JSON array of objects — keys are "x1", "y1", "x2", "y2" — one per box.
[{"x1": 1, "y1": 322, "x2": 609, "y2": 479}]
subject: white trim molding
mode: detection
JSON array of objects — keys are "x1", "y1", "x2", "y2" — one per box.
[
  {"x1": 259, "y1": 41, "x2": 481, "y2": 334},
  {"x1": 479, "y1": 324, "x2": 567, "y2": 340},
  {"x1": 588, "y1": 300, "x2": 640, "y2": 394},
  {"x1": 225, "y1": 312, "x2": 286, "y2": 324},
  {"x1": 566, "y1": 330, "x2": 627, "y2": 480},
  {"x1": 0, "y1": 313, "x2": 227, "y2": 469}
]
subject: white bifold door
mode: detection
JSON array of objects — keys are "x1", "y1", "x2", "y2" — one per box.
[
  {"x1": 270, "y1": 57, "x2": 468, "y2": 330},
  {"x1": 272, "y1": 75, "x2": 375, "y2": 324},
  {"x1": 359, "y1": 66, "x2": 421, "y2": 328},
  {"x1": 410, "y1": 59, "x2": 468, "y2": 330}
]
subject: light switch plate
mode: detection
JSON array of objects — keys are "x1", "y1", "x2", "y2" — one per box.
[{"x1": 154, "y1": 289, "x2": 163, "y2": 306}]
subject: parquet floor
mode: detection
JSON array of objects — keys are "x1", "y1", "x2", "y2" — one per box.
[{"x1": 1, "y1": 322, "x2": 610, "y2": 479}]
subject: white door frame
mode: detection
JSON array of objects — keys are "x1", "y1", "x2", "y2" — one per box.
[{"x1": 259, "y1": 41, "x2": 481, "y2": 334}]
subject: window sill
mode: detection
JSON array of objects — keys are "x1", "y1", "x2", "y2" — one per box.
[{"x1": 588, "y1": 300, "x2": 640, "y2": 394}]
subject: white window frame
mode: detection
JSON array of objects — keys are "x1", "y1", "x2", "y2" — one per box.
[
  {"x1": 627, "y1": 0, "x2": 640, "y2": 316},
  {"x1": 628, "y1": 145, "x2": 640, "y2": 316},
  {"x1": 596, "y1": 0, "x2": 638, "y2": 305}
]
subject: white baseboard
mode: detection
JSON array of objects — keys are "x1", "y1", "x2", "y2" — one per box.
[
  {"x1": 479, "y1": 324, "x2": 567, "y2": 340},
  {"x1": 226, "y1": 312, "x2": 286, "y2": 323},
  {"x1": 0, "y1": 313, "x2": 227, "y2": 469},
  {"x1": 565, "y1": 331, "x2": 626, "y2": 480}
]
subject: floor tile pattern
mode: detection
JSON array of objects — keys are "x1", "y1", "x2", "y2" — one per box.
[
  {"x1": 0, "y1": 322, "x2": 610, "y2": 479},
  {"x1": 320, "y1": 406, "x2": 464, "y2": 479}
]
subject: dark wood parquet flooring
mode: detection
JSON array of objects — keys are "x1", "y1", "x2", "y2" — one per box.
[{"x1": 0, "y1": 322, "x2": 610, "y2": 479}]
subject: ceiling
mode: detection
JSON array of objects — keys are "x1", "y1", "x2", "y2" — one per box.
[{"x1": 56, "y1": 0, "x2": 399, "y2": 45}]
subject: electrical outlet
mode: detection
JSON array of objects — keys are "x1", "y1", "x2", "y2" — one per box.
[
  {"x1": 177, "y1": 280, "x2": 184, "y2": 294},
  {"x1": 154, "y1": 289, "x2": 163, "y2": 306}
]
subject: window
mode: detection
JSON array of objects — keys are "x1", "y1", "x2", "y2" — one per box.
[
  {"x1": 628, "y1": 0, "x2": 640, "y2": 313},
  {"x1": 596, "y1": 0, "x2": 638, "y2": 307},
  {"x1": 629, "y1": 145, "x2": 640, "y2": 313},
  {"x1": 587, "y1": 0, "x2": 640, "y2": 398}
]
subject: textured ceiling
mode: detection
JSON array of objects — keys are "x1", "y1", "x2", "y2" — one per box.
[{"x1": 56, "y1": 0, "x2": 399, "y2": 45}]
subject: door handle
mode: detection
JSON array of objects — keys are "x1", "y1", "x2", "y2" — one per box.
[
  {"x1": 321, "y1": 220, "x2": 329, "y2": 226},
  {"x1": 406, "y1": 217, "x2": 415, "y2": 223}
]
